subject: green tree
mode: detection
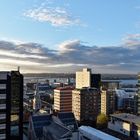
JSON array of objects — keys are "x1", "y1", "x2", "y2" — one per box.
[{"x1": 96, "y1": 113, "x2": 108, "y2": 129}]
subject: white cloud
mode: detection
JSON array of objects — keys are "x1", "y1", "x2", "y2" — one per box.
[
  {"x1": 0, "y1": 36, "x2": 140, "y2": 74},
  {"x1": 122, "y1": 34, "x2": 140, "y2": 47},
  {"x1": 24, "y1": 5, "x2": 81, "y2": 26},
  {"x1": 58, "y1": 40, "x2": 80, "y2": 52}
]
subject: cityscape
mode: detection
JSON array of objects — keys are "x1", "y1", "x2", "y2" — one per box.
[
  {"x1": 0, "y1": 68, "x2": 140, "y2": 140},
  {"x1": 1, "y1": 0, "x2": 140, "y2": 140}
]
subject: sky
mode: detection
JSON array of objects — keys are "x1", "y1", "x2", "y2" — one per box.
[{"x1": 0, "y1": 0, "x2": 140, "y2": 74}]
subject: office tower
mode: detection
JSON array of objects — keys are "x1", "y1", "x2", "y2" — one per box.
[
  {"x1": 137, "y1": 73, "x2": 140, "y2": 115},
  {"x1": 101, "y1": 90, "x2": 116, "y2": 116},
  {"x1": 72, "y1": 88, "x2": 101, "y2": 123},
  {"x1": 54, "y1": 87, "x2": 74, "y2": 112},
  {"x1": 0, "y1": 71, "x2": 23, "y2": 140},
  {"x1": 76, "y1": 68, "x2": 91, "y2": 89}
]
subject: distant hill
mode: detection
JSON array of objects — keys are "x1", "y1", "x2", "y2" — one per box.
[{"x1": 23, "y1": 73, "x2": 137, "y2": 80}]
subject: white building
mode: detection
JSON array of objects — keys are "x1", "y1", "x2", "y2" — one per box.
[
  {"x1": 79, "y1": 126, "x2": 120, "y2": 140},
  {"x1": 33, "y1": 86, "x2": 42, "y2": 110},
  {"x1": 108, "y1": 113, "x2": 140, "y2": 140},
  {"x1": 76, "y1": 68, "x2": 91, "y2": 89}
]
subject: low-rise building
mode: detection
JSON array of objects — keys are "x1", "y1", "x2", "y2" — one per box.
[
  {"x1": 79, "y1": 126, "x2": 120, "y2": 140},
  {"x1": 28, "y1": 113, "x2": 79, "y2": 140},
  {"x1": 108, "y1": 113, "x2": 140, "y2": 140}
]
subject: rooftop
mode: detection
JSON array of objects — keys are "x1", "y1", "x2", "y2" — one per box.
[
  {"x1": 55, "y1": 86, "x2": 74, "y2": 90},
  {"x1": 58, "y1": 112, "x2": 78, "y2": 131},
  {"x1": 79, "y1": 126, "x2": 120, "y2": 140},
  {"x1": 43, "y1": 121, "x2": 72, "y2": 139},
  {"x1": 32, "y1": 114, "x2": 52, "y2": 138},
  {"x1": 110, "y1": 113, "x2": 140, "y2": 125},
  {"x1": 101, "y1": 80, "x2": 121, "y2": 83}
]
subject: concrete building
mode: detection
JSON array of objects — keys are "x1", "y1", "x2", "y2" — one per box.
[
  {"x1": 0, "y1": 71, "x2": 23, "y2": 140},
  {"x1": 108, "y1": 113, "x2": 140, "y2": 140},
  {"x1": 101, "y1": 90, "x2": 116, "y2": 116},
  {"x1": 91, "y1": 74, "x2": 101, "y2": 89},
  {"x1": 54, "y1": 87, "x2": 74, "y2": 112},
  {"x1": 79, "y1": 126, "x2": 120, "y2": 140},
  {"x1": 76, "y1": 68, "x2": 101, "y2": 89},
  {"x1": 101, "y1": 80, "x2": 120, "y2": 90},
  {"x1": 115, "y1": 89, "x2": 137, "y2": 113},
  {"x1": 137, "y1": 73, "x2": 140, "y2": 115},
  {"x1": 72, "y1": 88, "x2": 101, "y2": 123},
  {"x1": 76, "y1": 68, "x2": 91, "y2": 89}
]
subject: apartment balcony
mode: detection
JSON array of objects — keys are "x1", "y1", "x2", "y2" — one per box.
[
  {"x1": 0, "y1": 114, "x2": 6, "y2": 119},
  {"x1": 0, "y1": 134, "x2": 6, "y2": 140},
  {"x1": 0, "y1": 94, "x2": 6, "y2": 99},
  {"x1": 0, "y1": 104, "x2": 6, "y2": 109},
  {"x1": 0, "y1": 124, "x2": 6, "y2": 129}
]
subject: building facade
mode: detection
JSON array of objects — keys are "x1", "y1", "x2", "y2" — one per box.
[
  {"x1": 0, "y1": 71, "x2": 23, "y2": 140},
  {"x1": 91, "y1": 74, "x2": 101, "y2": 89},
  {"x1": 72, "y1": 88, "x2": 101, "y2": 123},
  {"x1": 76, "y1": 68, "x2": 101, "y2": 89},
  {"x1": 54, "y1": 87, "x2": 74, "y2": 112},
  {"x1": 101, "y1": 90, "x2": 116, "y2": 116},
  {"x1": 137, "y1": 73, "x2": 140, "y2": 115},
  {"x1": 108, "y1": 113, "x2": 140, "y2": 140},
  {"x1": 76, "y1": 68, "x2": 91, "y2": 89}
]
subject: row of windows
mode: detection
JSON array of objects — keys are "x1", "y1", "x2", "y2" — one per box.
[
  {"x1": 0, "y1": 119, "x2": 6, "y2": 124},
  {"x1": 0, "y1": 129, "x2": 6, "y2": 134},
  {"x1": 0, "y1": 100, "x2": 6, "y2": 105},
  {"x1": 0, "y1": 89, "x2": 6, "y2": 94}
]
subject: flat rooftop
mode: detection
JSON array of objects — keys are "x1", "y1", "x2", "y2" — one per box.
[
  {"x1": 110, "y1": 113, "x2": 140, "y2": 125},
  {"x1": 79, "y1": 126, "x2": 120, "y2": 140}
]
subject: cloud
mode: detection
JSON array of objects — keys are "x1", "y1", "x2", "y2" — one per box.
[
  {"x1": 0, "y1": 35, "x2": 140, "y2": 73},
  {"x1": 23, "y1": 4, "x2": 81, "y2": 26},
  {"x1": 122, "y1": 33, "x2": 140, "y2": 47}
]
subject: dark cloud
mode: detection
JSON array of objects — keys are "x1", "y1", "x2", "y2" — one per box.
[{"x1": 0, "y1": 36, "x2": 140, "y2": 73}]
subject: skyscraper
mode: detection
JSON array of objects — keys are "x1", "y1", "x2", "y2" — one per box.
[
  {"x1": 0, "y1": 71, "x2": 23, "y2": 140},
  {"x1": 137, "y1": 73, "x2": 140, "y2": 115}
]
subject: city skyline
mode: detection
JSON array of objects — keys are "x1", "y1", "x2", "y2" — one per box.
[{"x1": 0, "y1": 0, "x2": 140, "y2": 73}]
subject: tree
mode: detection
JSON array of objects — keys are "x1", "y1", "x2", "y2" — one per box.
[{"x1": 96, "y1": 113, "x2": 108, "y2": 129}]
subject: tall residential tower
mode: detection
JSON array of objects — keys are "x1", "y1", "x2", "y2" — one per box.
[
  {"x1": 0, "y1": 71, "x2": 23, "y2": 140},
  {"x1": 137, "y1": 73, "x2": 140, "y2": 115}
]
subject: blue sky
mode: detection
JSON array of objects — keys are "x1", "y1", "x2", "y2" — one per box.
[{"x1": 0, "y1": 0, "x2": 140, "y2": 73}]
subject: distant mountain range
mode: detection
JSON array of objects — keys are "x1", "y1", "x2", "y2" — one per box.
[{"x1": 23, "y1": 73, "x2": 137, "y2": 80}]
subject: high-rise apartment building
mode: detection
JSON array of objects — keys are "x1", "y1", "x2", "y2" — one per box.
[
  {"x1": 91, "y1": 74, "x2": 101, "y2": 89},
  {"x1": 0, "y1": 71, "x2": 23, "y2": 140},
  {"x1": 76, "y1": 68, "x2": 101, "y2": 89},
  {"x1": 72, "y1": 88, "x2": 101, "y2": 123},
  {"x1": 54, "y1": 87, "x2": 74, "y2": 112},
  {"x1": 76, "y1": 68, "x2": 91, "y2": 89},
  {"x1": 137, "y1": 73, "x2": 140, "y2": 115},
  {"x1": 101, "y1": 90, "x2": 116, "y2": 116}
]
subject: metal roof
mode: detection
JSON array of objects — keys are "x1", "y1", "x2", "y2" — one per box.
[
  {"x1": 58, "y1": 112, "x2": 78, "y2": 131},
  {"x1": 32, "y1": 115, "x2": 52, "y2": 138}
]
